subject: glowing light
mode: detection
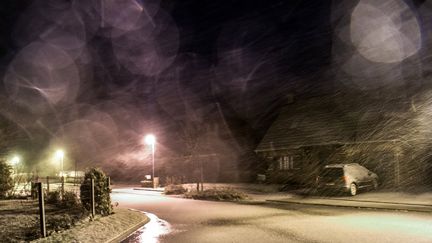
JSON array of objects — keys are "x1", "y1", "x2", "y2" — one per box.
[
  {"x1": 10, "y1": 156, "x2": 20, "y2": 166},
  {"x1": 55, "y1": 149, "x2": 64, "y2": 159},
  {"x1": 144, "y1": 134, "x2": 156, "y2": 185},
  {"x1": 55, "y1": 149, "x2": 65, "y2": 173},
  {"x1": 145, "y1": 134, "x2": 156, "y2": 145},
  {"x1": 350, "y1": 0, "x2": 421, "y2": 63}
]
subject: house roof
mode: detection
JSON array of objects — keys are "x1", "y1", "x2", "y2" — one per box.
[{"x1": 255, "y1": 94, "x2": 411, "y2": 152}]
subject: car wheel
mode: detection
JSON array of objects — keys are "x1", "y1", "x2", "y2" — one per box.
[
  {"x1": 349, "y1": 183, "x2": 357, "y2": 196},
  {"x1": 372, "y1": 179, "x2": 378, "y2": 190}
]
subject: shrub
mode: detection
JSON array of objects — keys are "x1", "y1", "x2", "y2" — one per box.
[
  {"x1": 0, "y1": 159, "x2": 13, "y2": 199},
  {"x1": 46, "y1": 190, "x2": 81, "y2": 209},
  {"x1": 24, "y1": 225, "x2": 40, "y2": 241},
  {"x1": 61, "y1": 191, "x2": 80, "y2": 209},
  {"x1": 164, "y1": 184, "x2": 187, "y2": 195},
  {"x1": 185, "y1": 188, "x2": 248, "y2": 201},
  {"x1": 80, "y1": 168, "x2": 112, "y2": 216},
  {"x1": 47, "y1": 214, "x2": 74, "y2": 232},
  {"x1": 46, "y1": 191, "x2": 61, "y2": 205}
]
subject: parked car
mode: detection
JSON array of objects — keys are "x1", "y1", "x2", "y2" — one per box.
[{"x1": 315, "y1": 163, "x2": 378, "y2": 196}]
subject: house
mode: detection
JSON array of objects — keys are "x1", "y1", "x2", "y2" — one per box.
[{"x1": 255, "y1": 93, "x2": 432, "y2": 189}]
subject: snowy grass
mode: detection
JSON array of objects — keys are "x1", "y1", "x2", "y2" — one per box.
[
  {"x1": 181, "y1": 183, "x2": 282, "y2": 193},
  {"x1": 32, "y1": 208, "x2": 149, "y2": 243},
  {"x1": 0, "y1": 201, "x2": 39, "y2": 242},
  {"x1": 0, "y1": 200, "x2": 84, "y2": 242},
  {"x1": 0, "y1": 200, "x2": 148, "y2": 243},
  {"x1": 164, "y1": 184, "x2": 188, "y2": 195},
  {"x1": 185, "y1": 188, "x2": 248, "y2": 201}
]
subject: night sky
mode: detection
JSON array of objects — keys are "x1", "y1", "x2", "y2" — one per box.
[{"x1": 0, "y1": 0, "x2": 429, "y2": 177}]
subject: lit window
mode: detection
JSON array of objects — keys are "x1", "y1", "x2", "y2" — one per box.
[{"x1": 279, "y1": 156, "x2": 294, "y2": 170}]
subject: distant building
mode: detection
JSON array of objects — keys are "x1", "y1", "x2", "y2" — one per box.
[{"x1": 58, "y1": 170, "x2": 85, "y2": 178}]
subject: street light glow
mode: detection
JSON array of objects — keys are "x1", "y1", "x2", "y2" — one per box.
[
  {"x1": 55, "y1": 149, "x2": 64, "y2": 159},
  {"x1": 145, "y1": 134, "x2": 156, "y2": 145},
  {"x1": 10, "y1": 156, "x2": 20, "y2": 166},
  {"x1": 55, "y1": 149, "x2": 65, "y2": 174},
  {"x1": 144, "y1": 134, "x2": 156, "y2": 186}
]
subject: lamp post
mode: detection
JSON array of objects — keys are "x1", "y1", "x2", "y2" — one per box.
[
  {"x1": 55, "y1": 150, "x2": 64, "y2": 176},
  {"x1": 145, "y1": 134, "x2": 156, "y2": 187}
]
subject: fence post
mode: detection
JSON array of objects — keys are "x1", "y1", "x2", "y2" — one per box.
[
  {"x1": 61, "y1": 176, "x2": 65, "y2": 198},
  {"x1": 106, "y1": 177, "x2": 111, "y2": 191},
  {"x1": 31, "y1": 182, "x2": 36, "y2": 199},
  {"x1": 200, "y1": 160, "x2": 204, "y2": 192},
  {"x1": 91, "y1": 178, "x2": 95, "y2": 217},
  {"x1": 36, "y1": 182, "x2": 46, "y2": 238},
  {"x1": 46, "y1": 176, "x2": 50, "y2": 193}
]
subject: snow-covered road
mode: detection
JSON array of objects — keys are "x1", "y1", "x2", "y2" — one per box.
[{"x1": 112, "y1": 188, "x2": 432, "y2": 243}]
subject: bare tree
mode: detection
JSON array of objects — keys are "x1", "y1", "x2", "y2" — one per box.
[{"x1": 177, "y1": 120, "x2": 213, "y2": 191}]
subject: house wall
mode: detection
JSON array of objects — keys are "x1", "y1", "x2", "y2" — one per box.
[
  {"x1": 259, "y1": 145, "x2": 339, "y2": 185},
  {"x1": 258, "y1": 143, "x2": 432, "y2": 190}
]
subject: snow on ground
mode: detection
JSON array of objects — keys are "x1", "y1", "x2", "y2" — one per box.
[{"x1": 32, "y1": 208, "x2": 149, "y2": 243}]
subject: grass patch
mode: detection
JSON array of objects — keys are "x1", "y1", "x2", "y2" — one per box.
[
  {"x1": 185, "y1": 188, "x2": 248, "y2": 201},
  {"x1": 33, "y1": 208, "x2": 149, "y2": 243},
  {"x1": 0, "y1": 198, "x2": 148, "y2": 242},
  {"x1": 0, "y1": 199, "x2": 87, "y2": 242}
]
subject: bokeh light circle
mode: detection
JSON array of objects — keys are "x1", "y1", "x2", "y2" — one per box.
[
  {"x1": 3, "y1": 42, "x2": 80, "y2": 112},
  {"x1": 350, "y1": 0, "x2": 421, "y2": 63}
]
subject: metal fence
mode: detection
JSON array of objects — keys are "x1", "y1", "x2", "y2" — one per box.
[
  {"x1": 2, "y1": 175, "x2": 109, "y2": 241},
  {"x1": 11, "y1": 175, "x2": 84, "y2": 198}
]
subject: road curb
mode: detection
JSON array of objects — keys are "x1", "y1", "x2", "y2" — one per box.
[
  {"x1": 133, "y1": 187, "x2": 164, "y2": 192},
  {"x1": 107, "y1": 210, "x2": 150, "y2": 243},
  {"x1": 266, "y1": 199, "x2": 432, "y2": 213},
  {"x1": 316, "y1": 197, "x2": 432, "y2": 207}
]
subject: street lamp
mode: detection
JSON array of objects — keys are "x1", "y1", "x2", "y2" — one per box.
[
  {"x1": 144, "y1": 134, "x2": 156, "y2": 185},
  {"x1": 55, "y1": 149, "x2": 64, "y2": 176}
]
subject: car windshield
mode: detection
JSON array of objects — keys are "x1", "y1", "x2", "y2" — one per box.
[{"x1": 320, "y1": 168, "x2": 344, "y2": 178}]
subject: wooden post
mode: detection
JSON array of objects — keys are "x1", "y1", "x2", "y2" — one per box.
[
  {"x1": 91, "y1": 178, "x2": 95, "y2": 217},
  {"x1": 106, "y1": 177, "x2": 111, "y2": 191},
  {"x1": 194, "y1": 159, "x2": 200, "y2": 192},
  {"x1": 46, "y1": 176, "x2": 50, "y2": 193},
  {"x1": 36, "y1": 182, "x2": 46, "y2": 238},
  {"x1": 31, "y1": 182, "x2": 36, "y2": 199},
  {"x1": 61, "y1": 176, "x2": 65, "y2": 198},
  {"x1": 74, "y1": 160, "x2": 78, "y2": 189},
  {"x1": 200, "y1": 160, "x2": 204, "y2": 192}
]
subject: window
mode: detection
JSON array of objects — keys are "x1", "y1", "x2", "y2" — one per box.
[
  {"x1": 319, "y1": 168, "x2": 344, "y2": 178},
  {"x1": 278, "y1": 156, "x2": 295, "y2": 170}
]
